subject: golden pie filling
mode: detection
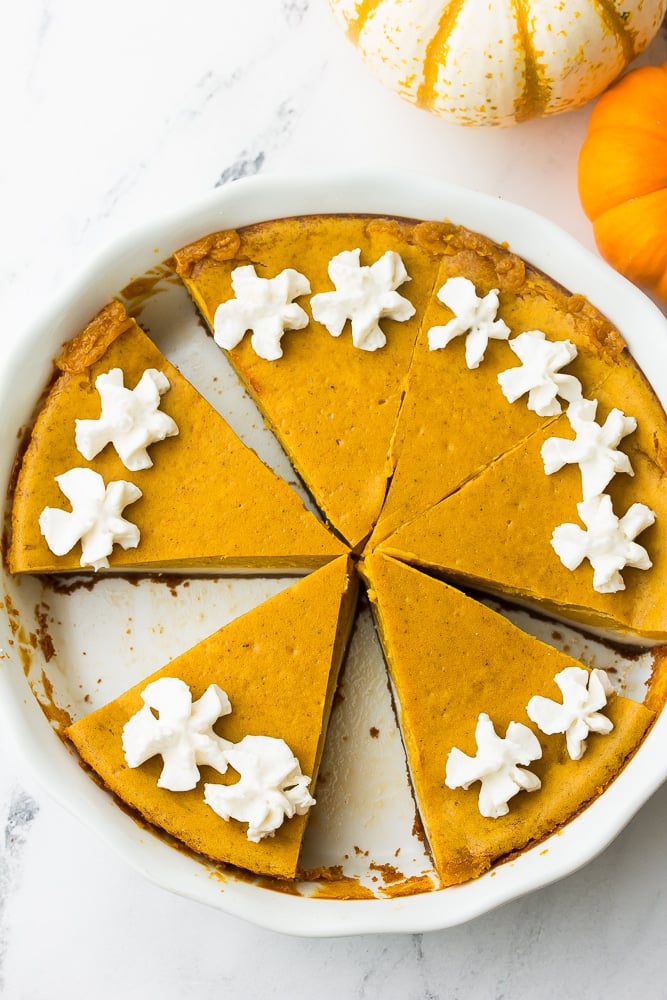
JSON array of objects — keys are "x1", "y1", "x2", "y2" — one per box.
[
  {"x1": 8, "y1": 301, "x2": 345, "y2": 575},
  {"x1": 5, "y1": 213, "x2": 667, "y2": 888}
]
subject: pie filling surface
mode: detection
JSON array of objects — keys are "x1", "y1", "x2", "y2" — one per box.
[{"x1": 6, "y1": 212, "x2": 667, "y2": 889}]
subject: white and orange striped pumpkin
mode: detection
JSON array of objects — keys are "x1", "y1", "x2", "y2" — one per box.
[{"x1": 328, "y1": 0, "x2": 667, "y2": 126}]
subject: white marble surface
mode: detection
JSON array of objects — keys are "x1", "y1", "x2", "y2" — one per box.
[{"x1": 2, "y1": 3, "x2": 667, "y2": 996}]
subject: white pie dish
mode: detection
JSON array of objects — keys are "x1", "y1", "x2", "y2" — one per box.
[{"x1": 1, "y1": 171, "x2": 667, "y2": 936}]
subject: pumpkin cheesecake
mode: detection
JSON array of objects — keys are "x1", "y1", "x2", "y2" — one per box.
[
  {"x1": 362, "y1": 553, "x2": 655, "y2": 886},
  {"x1": 173, "y1": 214, "x2": 443, "y2": 548},
  {"x1": 66, "y1": 555, "x2": 358, "y2": 878},
  {"x1": 9, "y1": 301, "x2": 346, "y2": 574}
]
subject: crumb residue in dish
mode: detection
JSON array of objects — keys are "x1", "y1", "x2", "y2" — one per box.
[
  {"x1": 306, "y1": 875, "x2": 377, "y2": 901},
  {"x1": 380, "y1": 874, "x2": 438, "y2": 898},
  {"x1": 120, "y1": 264, "x2": 182, "y2": 318},
  {"x1": 39, "y1": 670, "x2": 73, "y2": 731},
  {"x1": 34, "y1": 602, "x2": 55, "y2": 662},
  {"x1": 369, "y1": 860, "x2": 404, "y2": 883}
]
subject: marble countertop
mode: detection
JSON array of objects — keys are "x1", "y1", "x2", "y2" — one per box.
[{"x1": 1, "y1": 3, "x2": 667, "y2": 996}]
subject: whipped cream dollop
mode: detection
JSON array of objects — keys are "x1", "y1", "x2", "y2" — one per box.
[
  {"x1": 445, "y1": 713, "x2": 542, "y2": 819},
  {"x1": 214, "y1": 264, "x2": 311, "y2": 361},
  {"x1": 427, "y1": 277, "x2": 510, "y2": 369},
  {"x1": 541, "y1": 398, "x2": 636, "y2": 499},
  {"x1": 310, "y1": 248, "x2": 415, "y2": 351},
  {"x1": 498, "y1": 330, "x2": 583, "y2": 416},
  {"x1": 204, "y1": 734, "x2": 315, "y2": 842},
  {"x1": 551, "y1": 493, "x2": 655, "y2": 593},
  {"x1": 527, "y1": 667, "x2": 614, "y2": 761},
  {"x1": 122, "y1": 678, "x2": 232, "y2": 791},
  {"x1": 39, "y1": 467, "x2": 142, "y2": 570},
  {"x1": 121, "y1": 678, "x2": 315, "y2": 841},
  {"x1": 75, "y1": 368, "x2": 179, "y2": 472}
]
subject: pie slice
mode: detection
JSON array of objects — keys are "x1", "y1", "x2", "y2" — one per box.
[
  {"x1": 378, "y1": 360, "x2": 667, "y2": 640},
  {"x1": 371, "y1": 225, "x2": 627, "y2": 545},
  {"x1": 362, "y1": 553, "x2": 654, "y2": 887},
  {"x1": 8, "y1": 301, "x2": 346, "y2": 574},
  {"x1": 66, "y1": 555, "x2": 358, "y2": 879},
  {"x1": 173, "y1": 215, "x2": 442, "y2": 549}
]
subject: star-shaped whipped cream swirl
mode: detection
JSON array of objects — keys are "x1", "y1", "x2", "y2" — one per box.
[
  {"x1": 445, "y1": 713, "x2": 542, "y2": 818},
  {"x1": 75, "y1": 368, "x2": 179, "y2": 472},
  {"x1": 541, "y1": 399, "x2": 637, "y2": 500},
  {"x1": 541, "y1": 398, "x2": 637, "y2": 499},
  {"x1": 310, "y1": 248, "x2": 415, "y2": 351},
  {"x1": 427, "y1": 276, "x2": 510, "y2": 369},
  {"x1": 498, "y1": 330, "x2": 583, "y2": 416},
  {"x1": 39, "y1": 467, "x2": 142, "y2": 571},
  {"x1": 213, "y1": 264, "x2": 311, "y2": 361},
  {"x1": 551, "y1": 494, "x2": 655, "y2": 593},
  {"x1": 204, "y1": 734, "x2": 315, "y2": 843},
  {"x1": 527, "y1": 667, "x2": 614, "y2": 761},
  {"x1": 122, "y1": 678, "x2": 233, "y2": 791}
]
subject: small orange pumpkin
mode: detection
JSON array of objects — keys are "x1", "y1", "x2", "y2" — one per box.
[{"x1": 578, "y1": 60, "x2": 667, "y2": 301}]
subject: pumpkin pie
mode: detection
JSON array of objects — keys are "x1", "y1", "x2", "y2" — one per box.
[
  {"x1": 371, "y1": 225, "x2": 626, "y2": 545},
  {"x1": 362, "y1": 553, "x2": 654, "y2": 886},
  {"x1": 378, "y1": 358, "x2": 667, "y2": 641},
  {"x1": 66, "y1": 555, "x2": 358, "y2": 878},
  {"x1": 7, "y1": 210, "x2": 667, "y2": 891},
  {"x1": 8, "y1": 301, "x2": 346, "y2": 574},
  {"x1": 172, "y1": 215, "x2": 442, "y2": 548}
]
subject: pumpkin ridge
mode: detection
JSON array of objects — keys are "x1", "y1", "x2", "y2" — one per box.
[
  {"x1": 579, "y1": 126, "x2": 667, "y2": 218},
  {"x1": 415, "y1": 0, "x2": 466, "y2": 111},
  {"x1": 511, "y1": 0, "x2": 550, "y2": 122},
  {"x1": 591, "y1": 0, "x2": 639, "y2": 63},
  {"x1": 593, "y1": 190, "x2": 667, "y2": 291},
  {"x1": 341, "y1": 0, "x2": 384, "y2": 45},
  {"x1": 587, "y1": 65, "x2": 667, "y2": 134}
]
